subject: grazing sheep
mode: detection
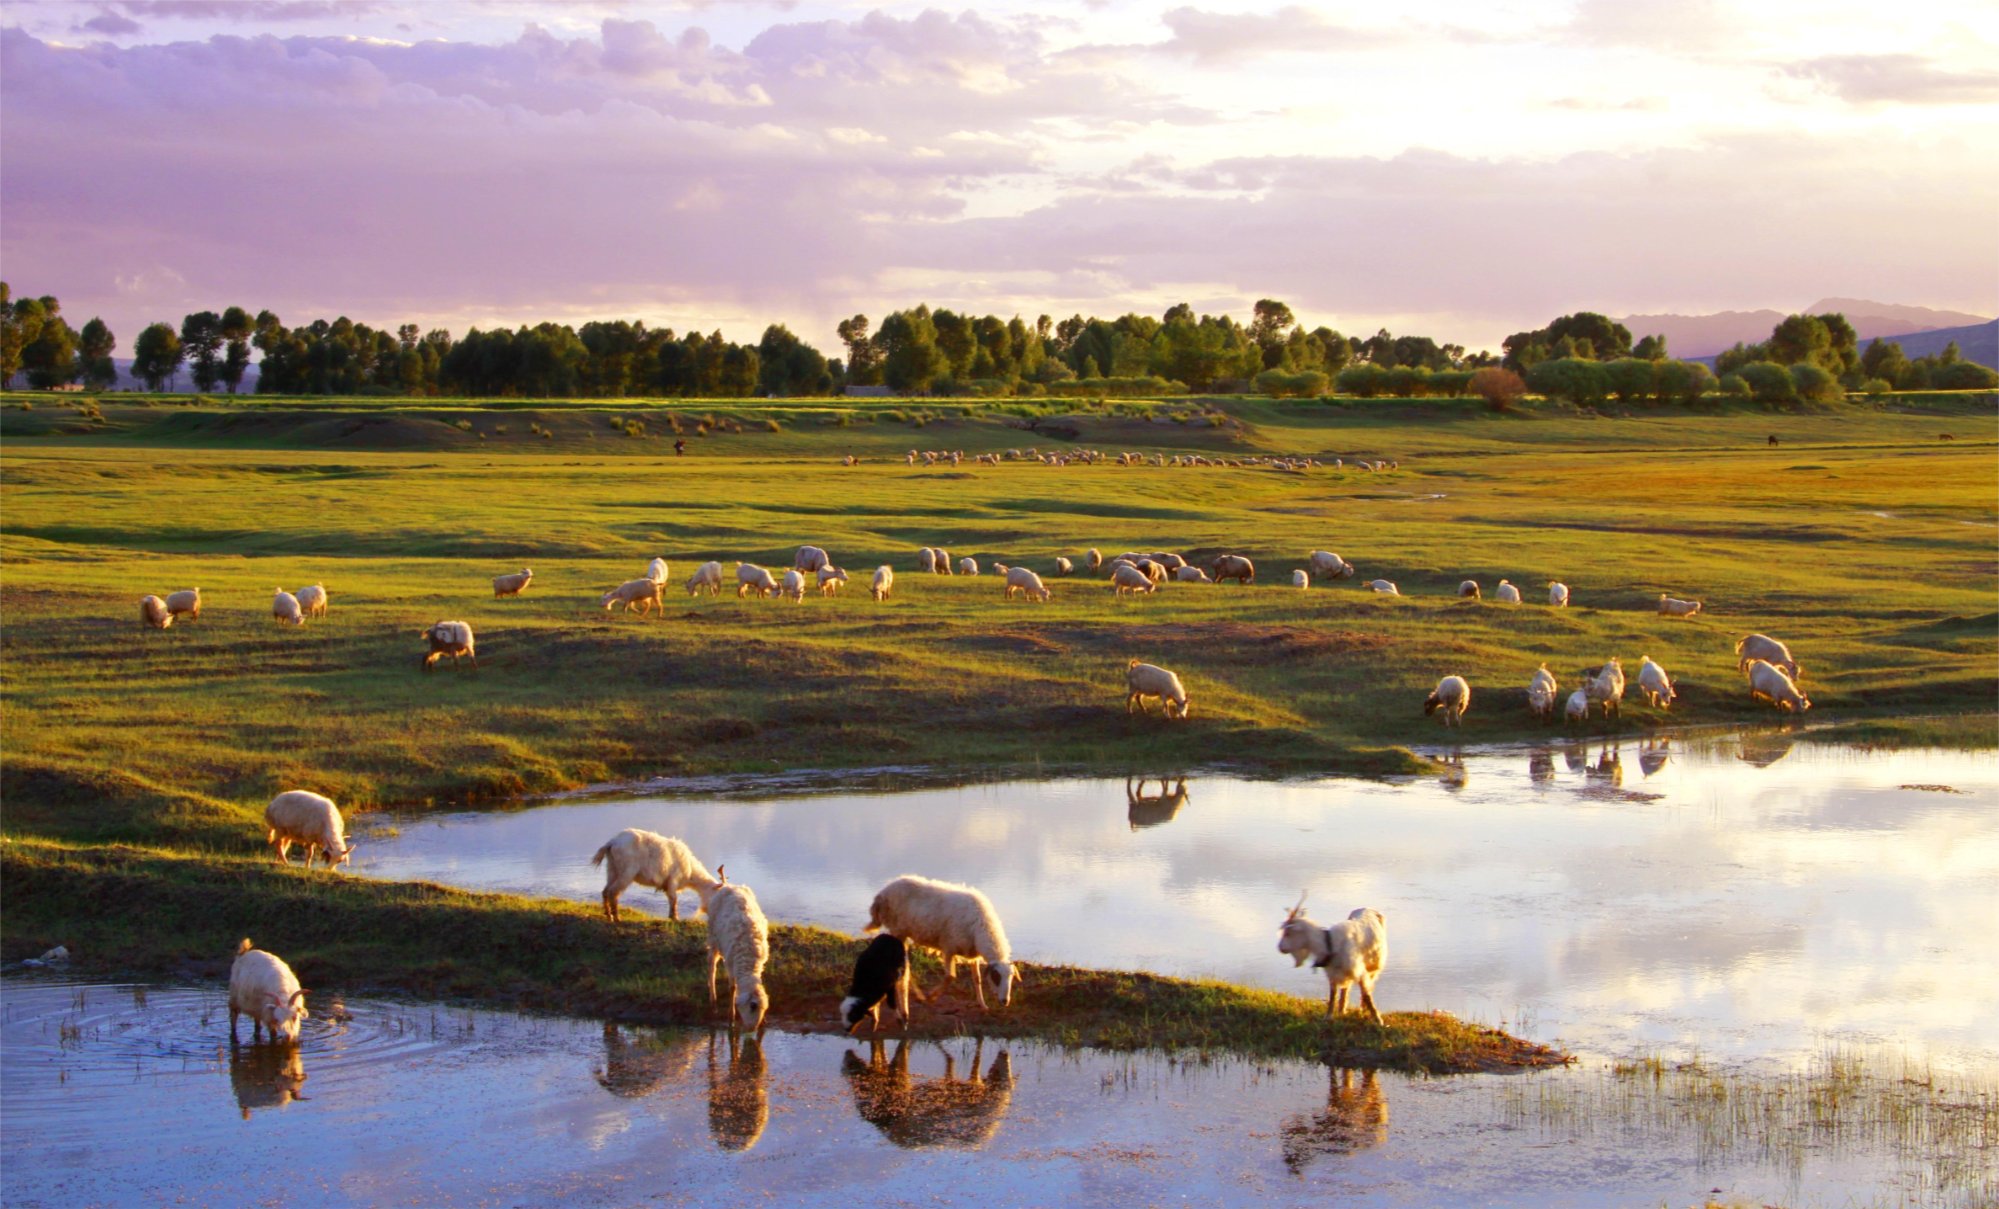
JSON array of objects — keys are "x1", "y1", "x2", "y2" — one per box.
[
  {"x1": 591, "y1": 828, "x2": 718, "y2": 922},
  {"x1": 736, "y1": 563, "x2": 779, "y2": 599},
  {"x1": 958, "y1": 557, "x2": 979, "y2": 576},
  {"x1": 686, "y1": 561, "x2": 724, "y2": 597},
  {"x1": 818, "y1": 566, "x2": 849, "y2": 596},
  {"x1": 1004, "y1": 566, "x2": 1051, "y2": 602},
  {"x1": 1277, "y1": 898, "x2": 1387, "y2": 1025},
  {"x1": 1110, "y1": 563, "x2": 1157, "y2": 596},
  {"x1": 420, "y1": 620, "x2": 475, "y2": 671},
  {"x1": 1585, "y1": 658, "x2": 1626, "y2": 718},
  {"x1": 841, "y1": 934, "x2": 911, "y2": 1035},
  {"x1": 1291, "y1": 569, "x2": 1311, "y2": 589},
  {"x1": 140, "y1": 594, "x2": 173, "y2": 629},
  {"x1": 1495, "y1": 580, "x2": 1521, "y2": 603},
  {"x1": 1637, "y1": 656, "x2": 1675, "y2": 708},
  {"x1": 646, "y1": 557, "x2": 670, "y2": 585},
  {"x1": 1746, "y1": 659, "x2": 1811, "y2": 713},
  {"x1": 1735, "y1": 634, "x2": 1800, "y2": 679},
  {"x1": 1053, "y1": 556, "x2": 1074, "y2": 576},
  {"x1": 930, "y1": 548, "x2": 951, "y2": 575},
  {"x1": 1209, "y1": 554, "x2": 1255, "y2": 585},
  {"x1": 229, "y1": 939, "x2": 309, "y2": 1045},
  {"x1": 601, "y1": 578, "x2": 663, "y2": 616},
  {"x1": 1423, "y1": 675, "x2": 1470, "y2": 727},
  {"x1": 1126, "y1": 659, "x2": 1190, "y2": 719},
  {"x1": 1307, "y1": 551, "x2": 1356, "y2": 581},
  {"x1": 1148, "y1": 553, "x2": 1188, "y2": 571},
  {"x1": 866, "y1": 875, "x2": 1020, "y2": 1010},
  {"x1": 295, "y1": 584, "x2": 328, "y2": 619},
  {"x1": 1564, "y1": 687, "x2": 1591, "y2": 725},
  {"x1": 795, "y1": 546, "x2": 832, "y2": 574},
  {"x1": 1527, "y1": 665, "x2": 1559, "y2": 723},
  {"x1": 917, "y1": 548, "x2": 937, "y2": 574},
  {"x1": 264, "y1": 789, "x2": 356, "y2": 871},
  {"x1": 842, "y1": 455, "x2": 856, "y2": 467},
  {"x1": 1458, "y1": 580, "x2": 1481, "y2": 600},
  {"x1": 700, "y1": 874, "x2": 770, "y2": 1032},
  {"x1": 1175, "y1": 565, "x2": 1213, "y2": 583},
  {"x1": 871, "y1": 565, "x2": 894, "y2": 601},
  {"x1": 492, "y1": 568, "x2": 534, "y2": 597},
  {"x1": 1136, "y1": 558, "x2": 1168, "y2": 584},
  {"x1": 1366, "y1": 579, "x2": 1398, "y2": 595},
  {"x1": 1084, "y1": 548, "x2": 1103, "y2": 570},
  {"x1": 164, "y1": 587, "x2": 201, "y2": 622},
  {"x1": 272, "y1": 589, "x2": 303, "y2": 626},
  {"x1": 1658, "y1": 594, "x2": 1703, "y2": 617},
  {"x1": 779, "y1": 569, "x2": 807, "y2": 603},
  {"x1": 1548, "y1": 582, "x2": 1570, "y2": 607}
]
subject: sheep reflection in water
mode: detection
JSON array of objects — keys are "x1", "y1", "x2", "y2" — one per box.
[
  {"x1": 1279, "y1": 1068, "x2": 1388, "y2": 1174},
  {"x1": 1528, "y1": 750, "x2": 1555, "y2": 784},
  {"x1": 1438, "y1": 754, "x2": 1468, "y2": 793},
  {"x1": 1563, "y1": 742, "x2": 1588, "y2": 774},
  {"x1": 841, "y1": 1038, "x2": 1013, "y2": 1150},
  {"x1": 1588, "y1": 743, "x2": 1623, "y2": 787},
  {"x1": 1738, "y1": 733, "x2": 1796, "y2": 769},
  {"x1": 1639, "y1": 739, "x2": 1671, "y2": 778},
  {"x1": 229, "y1": 1041, "x2": 307, "y2": 1119},
  {"x1": 593, "y1": 1022, "x2": 702, "y2": 1099},
  {"x1": 1125, "y1": 777, "x2": 1189, "y2": 830},
  {"x1": 707, "y1": 1032, "x2": 768, "y2": 1153}
]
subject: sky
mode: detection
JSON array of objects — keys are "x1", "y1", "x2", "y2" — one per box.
[{"x1": 2, "y1": 0, "x2": 1996, "y2": 354}]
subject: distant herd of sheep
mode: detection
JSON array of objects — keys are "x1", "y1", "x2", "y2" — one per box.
[{"x1": 894, "y1": 446, "x2": 1393, "y2": 473}]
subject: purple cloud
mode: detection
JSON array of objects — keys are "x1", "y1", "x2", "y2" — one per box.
[{"x1": 1782, "y1": 54, "x2": 1999, "y2": 106}]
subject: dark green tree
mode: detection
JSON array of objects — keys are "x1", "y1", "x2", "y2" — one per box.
[
  {"x1": 0, "y1": 284, "x2": 47, "y2": 387},
  {"x1": 1632, "y1": 334, "x2": 1668, "y2": 360},
  {"x1": 78, "y1": 317, "x2": 117, "y2": 390},
  {"x1": 836, "y1": 315, "x2": 879, "y2": 385},
  {"x1": 21, "y1": 309, "x2": 79, "y2": 389},
  {"x1": 219, "y1": 306, "x2": 255, "y2": 393},
  {"x1": 131, "y1": 322, "x2": 184, "y2": 391},
  {"x1": 180, "y1": 311, "x2": 225, "y2": 393}
]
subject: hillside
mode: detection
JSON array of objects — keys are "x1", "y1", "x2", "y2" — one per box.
[{"x1": 1620, "y1": 300, "x2": 1992, "y2": 359}]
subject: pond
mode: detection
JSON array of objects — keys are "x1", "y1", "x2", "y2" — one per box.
[{"x1": 355, "y1": 736, "x2": 1999, "y2": 1070}]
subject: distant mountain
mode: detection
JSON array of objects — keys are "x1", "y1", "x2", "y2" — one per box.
[
  {"x1": 101, "y1": 357, "x2": 260, "y2": 392},
  {"x1": 1870, "y1": 320, "x2": 1997, "y2": 369},
  {"x1": 1618, "y1": 300, "x2": 1994, "y2": 359}
]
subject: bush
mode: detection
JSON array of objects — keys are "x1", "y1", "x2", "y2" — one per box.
[
  {"x1": 1788, "y1": 363, "x2": 1841, "y2": 405},
  {"x1": 1603, "y1": 358, "x2": 1658, "y2": 404},
  {"x1": 1335, "y1": 363, "x2": 1389, "y2": 398},
  {"x1": 1428, "y1": 370, "x2": 1473, "y2": 398},
  {"x1": 1934, "y1": 361, "x2": 1999, "y2": 390},
  {"x1": 1468, "y1": 367, "x2": 1526, "y2": 411},
  {"x1": 1386, "y1": 366, "x2": 1431, "y2": 398},
  {"x1": 1653, "y1": 360, "x2": 1712, "y2": 405},
  {"x1": 1045, "y1": 376, "x2": 1178, "y2": 398},
  {"x1": 1862, "y1": 377, "x2": 1894, "y2": 397},
  {"x1": 1525, "y1": 357, "x2": 1609, "y2": 406},
  {"x1": 1254, "y1": 369, "x2": 1329, "y2": 398},
  {"x1": 1734, "y1": 361, "x2": 1797, "y2": 403}
]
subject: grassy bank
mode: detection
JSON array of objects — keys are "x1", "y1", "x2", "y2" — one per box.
[{"x1": 0, "y1": 839, "x2": 1562, "y2": 1073}]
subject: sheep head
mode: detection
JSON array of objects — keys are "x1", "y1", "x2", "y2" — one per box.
[
  {"x1": 267, "y1": 988, "x2": 309, "y2": 1043},
  {"x1": 983, "y1": 961, "x2": 1018, "y2": 1007},
  {"x1": 735, "y1": 984, "x2": 768, "y2": 1033}
]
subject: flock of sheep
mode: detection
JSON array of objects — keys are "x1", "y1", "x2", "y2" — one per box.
[{"x1": 894, "y1": 446, "x2": 1392, "y2": 473}]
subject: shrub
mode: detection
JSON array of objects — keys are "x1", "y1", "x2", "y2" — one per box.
[
  {"x1": 1734, "y1": 361, "x2": 1797, "y2": 403},
  {"x1": 1335, "y1": 363, "x2": 1389, "y2": 398},
  {"x1": 1386, "y1": 366, "x2": 1431, "y2": 398},
  {"x1": 1862, "y1": 377, "x2": 1894, "y2": 397},
  {"x1": 1428, "y1": 370, "x2": 1473, "y2": 398},
  {"x1": 882, "y1": 409, "x2": 906, "y2": 422},
  {"x1": 1468, "y1": 367, "x2": 1526, "y2": 411},
  {"x1": 1788, "y1": 363, "x2": 1841, "y2": 405},
  {"x1": 1935, "y1": 361, "x2": 1999, "y2": 390},
  {"x1": 1603, "y1": 358, "x2": 1658, "y2": 404},
  {"x1": 1254, "y1": 369, "x2": 1329, "y2": 398},
  {"x1": 1653, "y1": 360, "x2": 1712, "y2": 405},
  {"x1": 1046, "y1": 376, "x2": 1178, "y2": 398},
  {"x1": 1525, "y1": 357, "x2": 1609, "y2": 406}
]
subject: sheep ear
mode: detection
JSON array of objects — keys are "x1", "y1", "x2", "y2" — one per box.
[{"x1": 1010, "y1": 964, "x2": 1027, "y2": 986}]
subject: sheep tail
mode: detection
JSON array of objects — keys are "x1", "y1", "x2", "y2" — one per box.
[
  {"x1": 589, "y1": 842, "x2": 612, "y2": 868},
  {"x1": 236, "y1": 938, "x2": 253, "y2": 956},
  {"x1": 1127, "y1": 657, "x2": 1141, "y2": 669}
]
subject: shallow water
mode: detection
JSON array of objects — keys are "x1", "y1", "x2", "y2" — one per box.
[
  {"x1": 357, "y1": 737, "x2": 1999, "y2": 1070},
  {"x1": 4, "y1": 981, "x2": 1988, "y2": 1208}
]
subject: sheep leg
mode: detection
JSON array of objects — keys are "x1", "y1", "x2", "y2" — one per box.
[
  {"x1": 229, "y1": 1006, "x2": 240, "y2": 1043},
  {"x1": 1358, "y1": 979, "x2": 1383, "y2": 1026},
  {"x1": 708, "y1": 949, "x2": 721, "y2": 1006},
  {"x1": 894, "y1": 968, "x2": 911, "y2": 1025},
  {"x1": 601, "y1": 887, "x2": 619, "y2": 923}
]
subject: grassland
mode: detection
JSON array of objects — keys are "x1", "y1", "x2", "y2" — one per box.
[{"x1": 3, "y1": 389, "x2": 1993, "y2": 1064}]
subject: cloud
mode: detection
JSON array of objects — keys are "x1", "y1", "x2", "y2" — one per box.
[
  {"x1": 1560, "y1": 0, "x2": 1743, "y2": 53},
  {"x1": 1152, "y1": 6, "x2": 1405, "y2": 65},
  {"x1": 1543, "y1": 95, "x2": 1669, "y2": 112},
  {"x1": 114, "y1": 1, "x2": 389, "y2": 18},
  {"x1": 1781, "y1": 53, "x2": 1999, "y2": 106},
  {"x1": 74, "y1": 9, "x2": 143, "y2": 35}
]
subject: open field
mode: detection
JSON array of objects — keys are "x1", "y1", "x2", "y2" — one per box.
[{"x1": 4, "y1": 391, "x2": 1994, "y2": 1059}]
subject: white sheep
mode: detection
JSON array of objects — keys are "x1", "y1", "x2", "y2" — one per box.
[
  {"x1": 1585, "y1": 658, "x2": 1626, "y2": 718},
  {"x1": 1548, "y1": 582, "x2": 1570, "y2": 607},
  {"x1": 778, "y1": 568, "x2": 806, "y2": 602},
  {"x1": 164, "y1": 587, "x2": 201, "y2": 622},
  {"x1": 1175, "y1": 565, "x2": 1213, "y2": 583},
  {"x1": 871, "y1": 565, "x2": 894, "y2": 601},
  {"x1": 795, "y1": 546, "x2": 832, "y2": 574},
  {"x1": 1307, "y1": 551, "x2": 1356, "y2": 581},
  {"x1": 1003, "y1": 566, "x2": 1050, "y2": 602},
  {"x1": 818, "y1": 566, "x2": 849, "y2": 596},
  {"x1": 646, "y1": 557, "x2": 670, "y2": 585},
  {"x1": 1495, "y1": 580, "x2": 1521, "y2": 603},
  {"x1": 917, "y1": 548, "x2": 937, "y2": 574},
  {"x1": 1424, "y1": 675, "x2": 1470, "y2": 727},
  {"x1": 1746, "y1": 659, "x2": 1811, "y2": 712},
  {"x1": 1126, "y1": 659, "x2": 1189, "y2": 718},
  {"x1": 1527, "y1": 665, "x2": 1559, "y2": 723},
  {"x1": 1366, "y1": 579, "x2": 1399, "y2": 595},
  {"x1": 736, "y1": 563, "x2": 778, "y2": 599},
  {"x1": 590, "y1": 828, "x2": 717, "y2": 922},
  {"x1": 958, "y1": 557, "x2": 979, "y2": 576},
  {"x1": 1458, "y1": 579, "x2": 1481, "y2": 600},
  {"x1": 229, "y1": 939, "x2": 308, "y2": 1044},
  {"x1": 264, "y1": 789, "x2": 356, "y2": 870},
  {"x1": 1111, "y1": 563, "x2": 1157, "y2": 596},
  {"x1": 1564, "y1": 687, "x2": 1591, "y2": 724},
  {"x1": 1084, "y1": 548, "x2": 1103, "y2": 570},
  {"x1": 932, "y1": 547, "x2": 952, "y2": 575},
  {"x1": 1053, "y1": 556, "x2": 1074, "y2": 576},
  {"x1": 700, "y1": 874, "x2": 770, "y2": 1032},
  {"x1": 272, "y1": 588, "x2": 303, "y2": 626},
  {"x1": 686, "y1": 561, "x2": 723, "y2": 597},
  {"x1": 295, "y1": 584, "x2": 327, "y2": 619},
  {"x1": 1148, "y1": 553, "x2": 1188, "y2": 571},
  {"x1": 1658, "y1": 594, "x2": 1703, "y2": 617},
  {"x1": 1277, "y1": 898, "x2": 1387, "y2": 1024},
  {"x1": 492, "y1": 568, "x2": 533, "y2": 597},
  {"x1": 1209, "y1": 554, "x2": 1255, "y2": 585},
  {"x1": 420, "y1": 620, "x2": 475, "y2": 671},
  {"x1": 140, "y1": 594, "x2": 173, "y2": 629},
  {"x1": 1637, "y1": 656, "x2": 1676, "y2": 708},
  {"x1": 1736, "y1": 634, "x2": 1800, "y2": 679},
  {"x1": 1291, "y1": 569, "x2": 1311, "y2": 590},
  {"x1": 866, "y1": 875, "x2": 1020, "y2": 1011},
  {"x1": 601, "y1": 578, "x2": 663, "y2": 616}
]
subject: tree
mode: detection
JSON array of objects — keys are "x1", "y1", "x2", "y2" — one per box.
[
  {"x1": 1632, "y1": 334, "x2": 1668, "y2": 360},
  {"x1": 1654, "y1": 359, "x2": 1711, "y2": 405},
  {"x1": 21, "y1": 313, "x2": 79, "y2": 388},
  {"x1": 1789, "y1": 363, "x2": 1841, "y2": 404},
  {"x1": 219, "y1": 306, "x2": 255, "y2": 393},
  {"x1": 1714, "y1": 341, "x2": 1766, "y2": 375},
  {"x1": 756, "y1": 324, "x2": 831, "y2": 396},
  {"x1": 1733, "y1": 361, "x2": 1796, "y2": 403},
  {"x1": 1, "y1": 284, "x2": 48, "y2": 387},
  {"x1": 180, "y1": 311, "x2": 225, "y2": 393},
  {"x1": 78, "y1": 317, "x2": 117, "y2": 390},
  {"x1": 1468, "y1": 367, "x2": 1525, "y2": 411},
  {"x1": 836, "y1": 315, "x2": 880, "y2": 385},
  {"x1": 1335, "y1": 363, "x2": 1389, "y2": 398},
  {"x1": 1603, "y1": 358, "x2": 1657, "y2": 404},
  {"x1": 131, "y1": 322, "x2": 185, "y2": 391},
  {"x1": 874, "y1": 307, "x2": 944, "y2": 392},
  {"x1": 1525, "y1": 357, "x2": 1609, "y2": 405},
  {"x1": 1860, "y1": 338, "x2": 1907, "y2": 385},
  {"x1": 1248, "y1": 298, "x2": 1296, "y2": 367}
]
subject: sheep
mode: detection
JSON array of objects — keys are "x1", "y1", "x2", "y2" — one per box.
[
  {"x1": 1148, "y1": 553, "x2": 1188, "y2": 571},
  {"x1": 1126, "y1": 658, "x2": 1189, "y2": 718},
  {"x1": 1495, "y1": 580, "x2": 1521, "y2": 603},
  {"x1": 865, "y1": 875, "x2": 1020, "y2": 1010},
  {"x1": 295, "y1": 584, "x2": 328, "y2": 619},
  {"x1": 1658, "y1": 594, "x2": 1703, "y2": 617},
  {"x1": 1291, "y1": 569, "x2": 1311, "y2": 589},
  {"x1": 871, "y1": 565, "x2": 894, "y2": 601},
  {"x1": 778, "y1": 569, "x2": 807, "y2": 603},
  {"x1": 1002, "y1": 566, "x2": 1051, "y2": 602},
  {"x1": 1458, "y1": 580, "x2": 1481, "y2": 600},
  {"x1": 841, "y1": 934, "x2": 911, "y2": 1035},
  {"x1": 264, "y1": 789, "x2": 356, "y2": 870},
  {"x1": 843, "y1": 1037, "x2": 1013, "y2": 1150},
  {"x1": 1636, "y1": 656, "x2": 1676, "y2": 709},
  {"x1": 1084, "y1": 548, "x2": 1103, "y2": 570},
  {"x1": 795, "y1": 546, "x2": 832, "y2": 574},
  {"x1": 686, "y1": 561, "x2": 724, "y2": 597},
  {"x1": 818, "y1": 566, "x2": 849, "y2": 596},
  {"x1": 1548, "y1": 582, "x2": 1570, "y2": 607},
  {"x1": 1564, "y1": 687, "x2": 1590, "y2": 724},
  {"x1": 736, "y1": 563, "x2": 778, "y2": 599},
  {"x1": 229, "y1": 939, "x2": 309, "y2": 1045},
  {"x1": 1423, "y1": 675, "x2": 1470, "y2": 727},
  {"x1": 1277, "y1": 897, "x2": 1387, "y2": 1025},
  {"x1": 842, "y1": 455, "x2": 856, "y2": 467},
  {"x1": 591, "y1": 828, "x2": 717, "y2": 922},
  {"x1": 917, "y1": 548, "x2": 937, "y2": 574},
  {"x1": 1174, "y1": 565, "x2": 1212, "y2": 583},
  {"x1": 492, "y1": 568, "x2": 533, "y2": 597},
  {"x1": 164, "y1": 587, "x2": 201, "y2": 622},
  {"x1": 1366, "y1": 579, "x2": 1398, "y2": 595},
  {"x1": 1053, "y1": 556, "x2": 1074, "y2": 576},
  {"x1": 1746, "y1": 659, "x2": 1811, "y2": 713},
  {"x1": 1527, "y1": 665, "x2": 1559, "y2": 723},
  {"x1": 700, "y1": 873, "x2": 770, "y2": 1032},
  {"x1": 140, "y1": 594, "x2": 173, "y2": 629},
  {"x1": 420, "y1": 620, "x2": 475, "y2": 671},
  {"x1": 1210, "y1": 554, "x2": 1255, "y2": 585},
  {"x1": 1307, "y1": 551, "x2": 1355, "y2": 580},
  {"x1": 601, "y1": 578, "x2": 663, "y2": 616},
  {"x1": 958, "y1": 557, "x2": 979, "y2": 576},
  {"x1": 1585, "y1": 658, "x2": 1626, "y2": 718},
  {"x1": 1137, "y1": 558, "x2": 1168, "y2": 583},
  {"x1": 646, "y1": 557, "x2": 669, "y2": 585},
  {"x1": 1735, "y1": 634, "x2": 1801, "y2": 679},
  {"x1": 272, "y1": 588, "x2": 303, "y2": 626},
  {"x1": 1111, "y1": 563, "x2": 1158, "y2": 596},
  {"x1": 927, "y1": 547, "x2": 949, "y2": 575}
]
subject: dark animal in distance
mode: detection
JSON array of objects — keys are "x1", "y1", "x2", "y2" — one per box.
[{"x1": 1767, "y1": 434, "x2": 1779, "y2": 446}]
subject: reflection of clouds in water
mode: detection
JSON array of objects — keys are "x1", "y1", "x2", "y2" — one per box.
[
  {"x1": 842, "y1": 1039, "x2": 1012, "y2": 1150},
  {"x1": 1281, "y1": 1068, "x2": 1388, "y2": 1173}
]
